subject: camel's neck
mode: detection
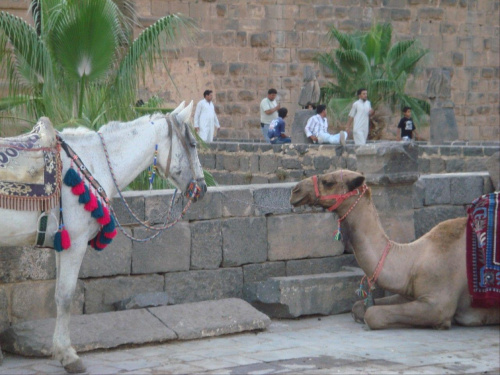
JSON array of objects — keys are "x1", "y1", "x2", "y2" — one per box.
[
  {"x1": 61, "y1": 117, "x2": 166, "y2": 197},
  {"x1": 343, "y1": 197, "x2": 415, "y2": 294}
]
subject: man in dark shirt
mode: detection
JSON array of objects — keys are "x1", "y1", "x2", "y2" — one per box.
[{"x1": 397, "y1": 106, "x2": 419, "y2": 141}]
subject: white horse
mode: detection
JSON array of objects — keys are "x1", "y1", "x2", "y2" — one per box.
[{"x1": 0, "y1": 101, "x2": 206, "y2": 373}]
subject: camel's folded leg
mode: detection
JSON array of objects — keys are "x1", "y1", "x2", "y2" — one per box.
[
  {"x1": 364, "y1": 299, "x2": 455, "y2": 330},
  {"x1": 352, "y1": 294, "x2": 410, "y2": 324}
]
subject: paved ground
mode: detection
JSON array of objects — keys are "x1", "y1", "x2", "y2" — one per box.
[{"x1": 0, "y1": 314, "x2": 499, "y2": 374}]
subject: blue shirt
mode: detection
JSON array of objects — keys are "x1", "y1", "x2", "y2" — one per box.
[{"x1": 268, "y1": 117, "x2": 286, "y2": 139}]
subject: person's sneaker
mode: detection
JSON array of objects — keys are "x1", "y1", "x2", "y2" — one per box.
[{"x1": 340, "y1": 131, "x2": 346, "y2": 146}]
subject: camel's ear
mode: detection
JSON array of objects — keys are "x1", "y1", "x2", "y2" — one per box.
[{"x1": 346, "y1": 176, "x2": 365, "y2": 191}]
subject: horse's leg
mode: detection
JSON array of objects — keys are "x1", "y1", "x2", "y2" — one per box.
[
  {"x1": 351, "y1": 294, "x2": 411, "y2": 324},
  {"x1": 53, "y1": 236, "x2": 88, "y2": 373},
  {"x1": 363, "y1": 298, "x2": 456, "y2": 330}
]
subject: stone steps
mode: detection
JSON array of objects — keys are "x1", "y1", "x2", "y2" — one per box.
[
  {"x1": 243, "y1": 267, "x2": 382, "y2": 319},
  {"x1": 0, "y1": 298, "x2": 270, "y2": 357}
]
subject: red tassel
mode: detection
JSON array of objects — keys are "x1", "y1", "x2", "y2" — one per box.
[
  {"x1": 97, "y1": 206, "x2": 111, "y2": 225},
  {"x1": 103, "y1": 229, "x2": 117, "y2": 239},
  {"x1": 61, "y1": 229, "x2": 71, "y2": 250},
  {"x1": 71, "y1": 181, "x2": 85, "y2": 195},
  {"x1": 84, "y1": 192, "x2": 98, "y2": 211}
]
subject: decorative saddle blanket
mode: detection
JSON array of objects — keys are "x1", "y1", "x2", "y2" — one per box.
[
  {"x1": 466, "y1": 191, "x2": 500, "y2": 308},
  {"x1": 0, "y1": 117, "x2": 61, "y2": 211}
]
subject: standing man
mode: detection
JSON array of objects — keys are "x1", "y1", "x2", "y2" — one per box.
[
  {"x1": 346, "y1": 88, "x2": 374, "y2": 145},
  {"x1": 304, "y1": 104, "x2": 347, "y2": 145},
  {"x1": 194, "y1": 89, "x2": 220, "y2": 142},
  {"x1": 260, "y1": 88, "x2": 280, "y2": 142}
]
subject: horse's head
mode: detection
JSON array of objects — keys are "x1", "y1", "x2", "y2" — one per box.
[
  {"x1": 156, "y1": 101, "x2": 207, "y2": 201},
  {"x1": 290, "y1": 170, "x2": 368, "y2": 212}
]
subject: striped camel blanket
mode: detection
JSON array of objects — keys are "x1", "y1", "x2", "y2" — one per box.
[{"x1": 466, "y1": 191, "x2": 500, "y2": 308}]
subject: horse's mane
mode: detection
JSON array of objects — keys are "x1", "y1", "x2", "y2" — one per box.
[{"x1": 60, "y1": 113, "x2": 167, "y2": 137}]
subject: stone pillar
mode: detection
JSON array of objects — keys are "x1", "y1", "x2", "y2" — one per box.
[
  {"x1": 426, "y1": 68, "x2": 459, "y2": 144},
  {"x1": 355, "y1": 143, "x2": 419, "y2": 243},
  {"x1": 291, "y1": 109, "x2": 315, "y2": 144}
]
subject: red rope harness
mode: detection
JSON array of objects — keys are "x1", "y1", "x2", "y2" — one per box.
[{"x1": 312, "y1": 175, "x2": 368, "y2": 212}]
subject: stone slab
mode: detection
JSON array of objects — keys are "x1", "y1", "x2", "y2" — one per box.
[
  {"x1": 243, "y1": 268, "x2": 375, "y2": 318},
  {"x1": 0, "y1": 309, "x2": 177, "y2": 357},
  {"x1": 486, "y1": 151, "x2": 500, "y2": 190},
  {"x1": 149, "y1": 298, "x2": 271, "y2": 340},
  {"x1": 113, "y1": 292, "x2": 171, "y2": 311}
]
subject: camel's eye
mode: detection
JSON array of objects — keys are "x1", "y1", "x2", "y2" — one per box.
[{"x1": 322, "y1": 180, "x2": 335, "y2": 189}]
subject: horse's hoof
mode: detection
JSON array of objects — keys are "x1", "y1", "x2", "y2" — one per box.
[{"x1": 64, "y1": 359, "x2": 87, "y2": 373}]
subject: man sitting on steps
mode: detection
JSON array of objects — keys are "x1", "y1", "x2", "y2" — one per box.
[{"x1": 304, "y1": 105, "x2": 347, "y2": 145}]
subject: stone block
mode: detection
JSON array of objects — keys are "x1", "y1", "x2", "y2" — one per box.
[
  {"x1": 445, "y1": 158, "x2": 466, "y2": 172},
  {"x1": 421, "y1": 175, "x2": 451, "y2": 205},
  {"x1": 190, "y1": 220, "x2": 222, "y2": 270},
  {"x1": 285, "y1": 254, "x2": 358, "y2": 276},
  {"x1": 413, "y1": 178, "x2": 425, "y2": 209},
  {"x1": 198, "y1": 153, "x2": 216, "y2": 169},
  {"x1": 0, "y1": 309, "x2": 176, "y2": 357},
  {"x1": 430, "y1": 158, "x2": 446, "y2": 173},
  {"x1": 418, "y1": 158, "x2": 430, "y2": 173},
  {"x1": 216, "y1": 186, "x2": 254, "y2": 217},
  {"x1": 222, "y1": 217, "x2": 267, "y2": 267},
  {"x1": 243, "y1": 262, "x2": 286, "y2": 284},
  {"x1": 132, "y1": 222, "x2": 190, "y2": 274},
  {"x1": 112, "y1": 191, "x2": 145, "y2": 225},
  {"x1": 259, "y1": 155, "x2": 278, "y2": 174},
  {"x1": 250, "y1": 33, "x2": 269, "y2": 47},
  {"x1": 0, "y1": 285, "x2": 10, "y2": 333},
  {"x1": 0, "y1": 246, "x2": 55, "y2": 283},
  {"x1": 252, "y1": 183, "x2": 295, "y2": 215},
  {"x1": 144, "y1": 189, "x2": 184, "y2": 225},
  {"x1": 84, "y1": 274, "x2": 164, "y2": 314},
  {"x1": 79, "y1": 230, "x2": 132, "y2": 278},
  {"x1": 267, "y1": 213, "x2": 344, "y2": 261},
  {"x1": 281, "y1": 158, "x2": 302, "y2": 170},
  {"x1": 182, "y1": 190, "x2": 223, "y2": 220},
  {"x1": 313, "y1": 155, "x2": 332, "y2": 171},
  {"x1": 11, "y1": 280, "x2": 83, "y2": 323},
  {"x1": 150, "y1": 298, "x2": 270, "y2": 340},
  {"x1": 465, "y1": 158, "x2": 487, "y2": 172},
  {"x1": 414, "y1": 206, "x2": 466, "y2": 238},
  {"x1": 291, "y1": 109, "x2": 314, "y2": 144},
  {"x1": 450, "y1": 173, "x2": 485, "y2": 204},
  {"x1": 243, "y1": 268, "x2": 366, "y2": 318},
  {"x1": 164, "y1": 268, "x2": 243, "y2": 304},
  {"x1": 356, "y1": 143, "x2": 419, "y2": 182},
  {"x1": 113, "y1": 292, "x2": 171, "y2": 311},
  {"x1": 429, "y1": 107, "x2": 459, "y2": 144}
]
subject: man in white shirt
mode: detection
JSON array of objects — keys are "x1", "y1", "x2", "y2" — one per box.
[
  {"x1": 260, "y1": 88, "x2": 280, "y2": 142},
  {"x1": 194, "y1": 90, "x2": 220, "y2": 142},
  {"x1": 304, "y1": 105, "x2": 347, "y2": 145},
  {"x1": 346, "y1": 88, "x2": 374, "y2": 145}
]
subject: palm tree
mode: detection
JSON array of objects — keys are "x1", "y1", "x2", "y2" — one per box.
[
  {"x1": 317, "y1": 23, "x2": 430, "y2": 139},
  {"x1": 0, "y1": 0, "x2": 196, "y2": 131}
]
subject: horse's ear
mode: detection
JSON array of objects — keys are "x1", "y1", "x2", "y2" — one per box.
[
  {"x1": 171, "y1": 101, "x2": 186, "y2": 115},
  {"x1": 346, "y1": 175, "x2": 365, "y2": 191},
  {"x1": 176, "y1": 100, "x2": 193, "y2": 124}
]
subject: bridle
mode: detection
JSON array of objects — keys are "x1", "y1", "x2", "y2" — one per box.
[{"x1": 311, "y1": 174, "x2": 368, "y2": 212}]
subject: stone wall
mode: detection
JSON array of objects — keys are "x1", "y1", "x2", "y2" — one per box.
[
  {"x1": 199, "y1": 141, "x2": 499, "y2": 185},
  {"x1": 0, "y1": 0, "x2": 498, "y2": 141}
]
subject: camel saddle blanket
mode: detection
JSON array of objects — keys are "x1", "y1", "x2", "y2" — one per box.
[
  {"x1": 0, "y1": 118, "x2": 61, "y2": 211},
  {"x1": 466, "y1": 191, "x2": 500, "y2": 308}
]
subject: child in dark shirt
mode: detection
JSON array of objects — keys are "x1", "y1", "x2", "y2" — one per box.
[
  {"x1": 397, "y1": 107, "x2": 419, "y2": 141},
  {"x1": 268, "y1": 108, "x2": 291, "y2": 144}
]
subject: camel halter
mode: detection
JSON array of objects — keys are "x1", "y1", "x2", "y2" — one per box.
[{"x1": 311, "y1": 174, "x2": 368, "y2": 240}]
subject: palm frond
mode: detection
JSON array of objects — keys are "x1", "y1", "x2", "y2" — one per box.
[{"x1": 327, "y1": 26, "x2": 355, "y2": 50}]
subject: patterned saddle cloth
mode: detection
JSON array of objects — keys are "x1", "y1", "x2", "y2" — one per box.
[
  {"x1": 466, "y1": 191, "x2": 500, "y2": 308},
  {"x1": 0, "y1": 117, "x2": 61, "y2": 211}
]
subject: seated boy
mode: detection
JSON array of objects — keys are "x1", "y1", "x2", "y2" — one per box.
[{"x1": 268, "y1": 108, "x2": 291, "y2": 144}]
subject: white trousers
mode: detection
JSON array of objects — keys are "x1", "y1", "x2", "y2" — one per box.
[{"x1": 318, "y1": 131, "x2": 347, "y2": 144}]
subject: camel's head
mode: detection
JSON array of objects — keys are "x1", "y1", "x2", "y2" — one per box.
[{"x1": 290, "y1": 170, "x2": 367, "y2": 211}]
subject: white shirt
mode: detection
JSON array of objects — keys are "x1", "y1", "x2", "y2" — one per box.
[
  {"x1": 304, "y1": 114, "x2": 328, "y2": 138},
  {"x1": 194, "y1": 99, "x2": 220, "y2": 142},
  {"x1": 260, "y1": 98, "x2": 278, "y2": 124},
  {"x1": 349, "y1": 99, "x2": 371, "y2": 134}
]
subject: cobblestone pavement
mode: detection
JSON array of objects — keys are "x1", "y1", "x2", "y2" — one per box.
[{"x1": 1, "y1": 314, "x2": 499, "y2": 374}]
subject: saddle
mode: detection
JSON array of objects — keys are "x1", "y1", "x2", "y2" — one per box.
[{"x1": 0, "y1": 117, "x2": 62, "y2": 211}]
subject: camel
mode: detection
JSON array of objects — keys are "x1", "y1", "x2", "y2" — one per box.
[{"x1": 290, "y1": 170, "x2": 500, "y2": 330}]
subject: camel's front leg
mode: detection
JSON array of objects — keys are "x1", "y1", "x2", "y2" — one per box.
[
  {"x1": 53, "y1": 236, "x2": 88, "y2": 373},
  {"x1": 364, "y1": 298, "x2": 455, "y2": 330},
  {"x1": 352, "y1": 294, "x2": 411, "y2": 324}
]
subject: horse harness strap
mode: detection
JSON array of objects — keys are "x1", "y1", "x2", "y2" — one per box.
[{"x1": 57, "y1": 135, "x2": 109, "y2": 204}]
